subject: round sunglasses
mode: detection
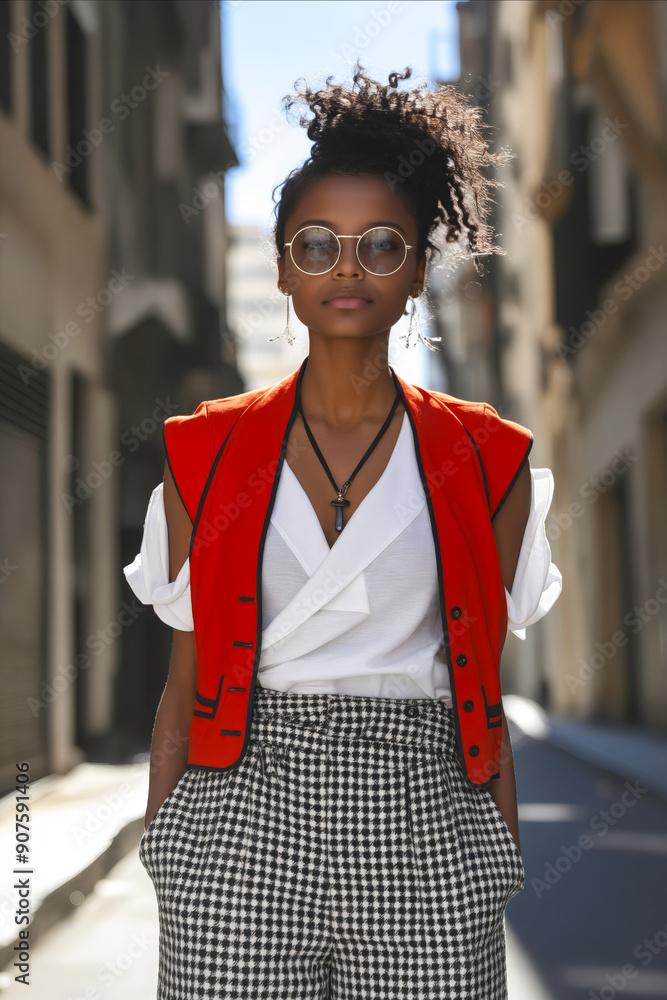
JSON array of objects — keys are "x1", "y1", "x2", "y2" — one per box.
[{"x1": 283, "y1": 225, "x2": 414, "y2": 277}]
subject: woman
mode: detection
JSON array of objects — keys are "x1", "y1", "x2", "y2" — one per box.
[{"x1": 124, "y1": 63, "x2": 561, "y2": 1000}]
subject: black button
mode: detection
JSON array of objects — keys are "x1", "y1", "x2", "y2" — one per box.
[
  {"x1": 456, "y1": 654, "x2": 468, "y2": 667},
  {"x1": 463, "y1": 700, "x2": 474, "y2": 712},
  {"x1": 469, "y1": 745, "x2": 480, "y2": 756},
  {"x1": 450, "y1": 606, "x2": 462, "y2": 619},
  {"x1": 406, "y1": 707, "x2": 419, "y2": 718}
]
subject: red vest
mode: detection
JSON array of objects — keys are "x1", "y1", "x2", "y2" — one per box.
[{"x1": 164, "y1": 356, "x2": 533, "y2": 787}]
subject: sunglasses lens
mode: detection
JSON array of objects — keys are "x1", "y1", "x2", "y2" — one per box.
[
  {"x1": 290, "y1": 227, "x2": 339, "y2": 273},
  {"x1": 358, "y1": 228, "x2": 407, "y2": 275}
]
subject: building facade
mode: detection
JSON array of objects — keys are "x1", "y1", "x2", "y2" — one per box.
[
  {"x1": 428, "y1": 0, "x2": 667, "y2": 727},
  {"x1": 0, "y1": 0, "x2": 239, "y2": 791}
]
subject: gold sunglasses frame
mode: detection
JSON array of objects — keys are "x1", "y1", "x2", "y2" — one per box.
[{"x1": 283, "y1": 225, "x2": 414, "y2": 277}]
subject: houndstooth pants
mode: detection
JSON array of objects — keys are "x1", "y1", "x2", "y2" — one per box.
[{"x1": 139, "y1": 684, "x2": 525, "y2": 999}]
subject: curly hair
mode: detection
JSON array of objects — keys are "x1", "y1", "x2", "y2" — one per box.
[{"x1": 271, "y1": 60, "x2": 514, "y2": 278}]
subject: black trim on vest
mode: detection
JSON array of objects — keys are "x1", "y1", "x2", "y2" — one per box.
[
  {"x1": 463, "y1": 425, "x2": 490, "y2": 515},
  {"x1": 390, "y1": 367, "x2": 475, "y2": 788},
  {"x1": 185, "y1": 359, "x2": 308, "y2": 777},
  {"x1": 226, "y1": 356, "x2": 308, "y2": 777},
  {"x1": 162, "y1": 420, "x2": 192, "y2": 524},
  {"x1": 193, "y1": 675, "x2": 224, "y2": 719},
  {"x1": 189, "y1": 422, "x2": 236, "y2": 561},
  {"x1": 482, "y1": 685, "x2": 503, "y2": 729},
  {"x1": 491, "y1": 434, "x2": 534, "y2": 522}
]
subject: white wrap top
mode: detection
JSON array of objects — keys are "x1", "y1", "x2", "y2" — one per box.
[{"x1": 124, "y1": 410, "x2": 562, "y2": 704}]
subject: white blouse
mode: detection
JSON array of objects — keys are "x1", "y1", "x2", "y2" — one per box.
[{"x1": 123, "y1": 410, "x2": 562, "y2": 705}]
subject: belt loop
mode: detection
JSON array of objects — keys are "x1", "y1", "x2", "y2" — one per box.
[{"x1": 259, "y1": 741, "x2": 277, "y2": 776}]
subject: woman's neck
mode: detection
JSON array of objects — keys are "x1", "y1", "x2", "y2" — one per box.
[{"x1": 298, "y1": 341, "x2": 397, "y2": 430}]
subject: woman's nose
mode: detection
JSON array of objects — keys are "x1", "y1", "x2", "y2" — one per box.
[{"x1": 335, "y1": 237, "x2": 362, "y2": 276}]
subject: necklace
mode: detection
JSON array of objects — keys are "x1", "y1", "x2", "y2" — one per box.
[{"x1": 295, "y1": 382, "x2": 402, "y2": 534}]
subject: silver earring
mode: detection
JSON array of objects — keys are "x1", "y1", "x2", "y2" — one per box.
[
  {"x1": 269, "y1": 289, "x2": 295, "y2": 345},
  {"x1": 402, "y1": 295, "x2": 419, "y2": 348},
  {"x1": 401, "y1": 292, "x2": 441, "y2": 352},
  {"x1": 284, "y1": 292, "x2": 295, "y2": 345}
]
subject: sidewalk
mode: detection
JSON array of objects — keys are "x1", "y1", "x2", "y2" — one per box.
[
  {"x1": 0, "y1": 761, "x2": 148, "y2": 970},
  {"x1": 503, "y1": 694, "x2": 667, "y2": 799}
]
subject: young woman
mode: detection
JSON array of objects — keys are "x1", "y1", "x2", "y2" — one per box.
[{"x1": 125, "y1": 63, "x2": 561, "y2": 1000}]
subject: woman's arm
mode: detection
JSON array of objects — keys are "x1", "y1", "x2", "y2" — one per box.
[
  {"x1": 143, "y1": 461, "x2": 197, "y2": 832},
  {"x1": 488, "y1": 459, "x2": 532, "y2": 852}
]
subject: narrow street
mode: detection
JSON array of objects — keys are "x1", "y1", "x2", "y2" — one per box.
[{"x1": 507, "y1": 728, "x2": 667, "y2": 1000}]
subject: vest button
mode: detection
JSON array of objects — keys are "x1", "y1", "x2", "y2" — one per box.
[
  {"x1": 469, "y1": 745, "x2": 480, "y2": 756},
  {"x1": 450, "y1": 606, "x2": 462, "y2": 619},
  {"x1": 456, "y1": 654, "x2": 468, "y2": 666},
  {"x1": 463, "y1": 700, "x2": 474, "y2": 712}
]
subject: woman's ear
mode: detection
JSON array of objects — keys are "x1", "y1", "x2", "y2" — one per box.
[{"x1": 412, "y1": 253, "x2": 427, "y2": 295}]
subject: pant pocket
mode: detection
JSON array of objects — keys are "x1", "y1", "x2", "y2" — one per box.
[
  {"x1": 482, "y1": 786, "x2": 526, "y2": 896},
  {"x1": 437, "y1": 751, "x2": 525, "y2": 918},
  {"x1": 139, "y1": 768, "x2": 198, "y2": 873},
  {"x1": 404, "y1": 765, "x2": 417, "y2": 855}
]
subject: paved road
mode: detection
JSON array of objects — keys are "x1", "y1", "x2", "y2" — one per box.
[
  {"x1": 507, "y1": 724, "x2": 667, "y2": 1000},
  {"x1": 1, "y1": 729, "x2": 663, "y2": 999}
]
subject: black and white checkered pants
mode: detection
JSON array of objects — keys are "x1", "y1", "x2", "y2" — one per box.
[{"x1": 139, "y1": 684, "x2": 525, "y2": 999}]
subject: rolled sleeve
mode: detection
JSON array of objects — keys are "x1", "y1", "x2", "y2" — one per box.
[
  {"x1": 505, "y1": 467, "x2": 562, "y2": 640},
  {"x1": 123, "y1": 482, "x2": 194, "y2": 632}
]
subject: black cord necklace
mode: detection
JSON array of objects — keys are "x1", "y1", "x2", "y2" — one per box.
[{"x1": 296, "y1": 381, "x2": 402, "y2": 533}]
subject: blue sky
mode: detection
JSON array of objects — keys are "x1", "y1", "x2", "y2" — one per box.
[{"x1": 221, "y1": 0, "x2": 460, "y2": 229}]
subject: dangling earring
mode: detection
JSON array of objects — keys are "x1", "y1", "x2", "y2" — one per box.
[
  {"x1": 284, "y1": 292, "x2": 294, "y2": 346},
  {"x1": 269, "y1": 289, "x2": 295, "y2": 345},
  {"x1": 404, "y1": 291, "x2": 442, "y2": 352},
  {"x1": 402, "y1": 294, "x2": 420, "y2": 349}
]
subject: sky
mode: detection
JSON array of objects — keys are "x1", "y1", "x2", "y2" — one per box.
[{"x1": 221, "y1": 0, "x2": 460, "y2": 229}]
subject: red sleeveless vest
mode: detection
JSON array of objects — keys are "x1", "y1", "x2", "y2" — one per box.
[{"x1": 163, "y1": 356, "x2": 533, "y2": 787}]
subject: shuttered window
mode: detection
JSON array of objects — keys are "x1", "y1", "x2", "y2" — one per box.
[{"x1": 0, "y1": 341, "x2": 50, "y2": 791}]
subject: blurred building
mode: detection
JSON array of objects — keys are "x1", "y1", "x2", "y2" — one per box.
[
  {"x1": 429, "y1": 0, "x2": 667, "y2": 729},
  {"x1": 226, "y1": 222, "x2": 309, "y2": 391},
  {"x1": 0, "y1": 0, "x2": 240, "y2": 791}
]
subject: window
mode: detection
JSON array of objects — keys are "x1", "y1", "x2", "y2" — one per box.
[
  {"x1": 29, "y1": 0, "x2": 50, "y2": 155},
  {"x1": 0, "y1": 0, "x2": 12, "y2": 114},
  {"x1": 65, "y1": 5, "x2": 89, "y2": 205}
]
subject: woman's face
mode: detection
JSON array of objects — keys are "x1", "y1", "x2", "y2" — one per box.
[{"x1": 277, "y1": 174, "x2": 426, "y2": 342}]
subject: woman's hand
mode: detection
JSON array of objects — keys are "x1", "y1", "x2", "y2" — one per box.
[
  {"x1": 143, "y1": 463, "x2": 197, "y2": 831},
  {"x1": 487, "y1": 709, "x2": 522, "y2": 854}
]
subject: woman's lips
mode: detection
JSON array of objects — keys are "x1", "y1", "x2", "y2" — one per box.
[{"x1": 324, "y1": 297, "x2": 372, "y2": 308}]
